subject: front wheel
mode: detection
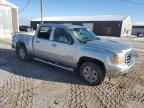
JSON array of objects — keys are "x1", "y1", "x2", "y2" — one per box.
[{"x1": 80, "y1": 62, "x2": 105, "y2": 85}]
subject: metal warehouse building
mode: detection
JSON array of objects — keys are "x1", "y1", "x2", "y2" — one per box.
[
  {"x1": 0, "y1": 0, "x2": 19, "y2": 38},
  {"x1": 31, "y1": 15, "x2": 132, "y2": 37},
  {"x1": 132, "y1": 24, "x2": 144, "y2": 37}
]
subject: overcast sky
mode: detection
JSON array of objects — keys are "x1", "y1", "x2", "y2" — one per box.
[{"x1": 10, "y1": 0, "x2": 144, "y2": 25}]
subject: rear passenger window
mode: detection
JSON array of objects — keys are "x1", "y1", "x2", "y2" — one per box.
[{"x1": 37, "y1": 26, "x2": 51, "y2": 40}]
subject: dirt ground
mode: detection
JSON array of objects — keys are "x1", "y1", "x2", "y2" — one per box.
[{"x1": 0, "y1": 37, "x2": 144, "y2": 108}]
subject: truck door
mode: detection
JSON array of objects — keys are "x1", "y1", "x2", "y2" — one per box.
[
  {"x1": 33, "y1": 26, "x2": 53, "y2": 59},
  {"x1": 49, "y1": 27, "x2": 76, "y2": 66}
]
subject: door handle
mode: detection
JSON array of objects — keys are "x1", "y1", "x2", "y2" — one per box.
[
  {"x1": 51, "y1": 44, "x2": 57, "y2": 47},
  {"x1": 36, "y1": 40, "x2": 40, "y2": 43}
]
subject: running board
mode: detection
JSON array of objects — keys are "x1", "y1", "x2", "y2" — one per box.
[{"x1": 34, "y1": 58, "x2": 74, "y2": 71}]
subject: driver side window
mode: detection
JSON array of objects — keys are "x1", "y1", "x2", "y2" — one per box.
[{"x1": 53, "y1": 28, "x2": 74, "y2": 45}]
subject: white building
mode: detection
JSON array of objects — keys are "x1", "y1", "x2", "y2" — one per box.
[{"x1": 0, "y1": 0, "x2": 19, "y2": 38}]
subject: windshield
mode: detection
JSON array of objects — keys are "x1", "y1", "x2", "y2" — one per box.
[{"x1": 70, "y1": 28, "x2": 99, "y2": 43}]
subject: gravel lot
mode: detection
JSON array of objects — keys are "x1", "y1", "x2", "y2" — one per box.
[{"x1": 0, "y1": 37, "x2": 144, "y2": 108}]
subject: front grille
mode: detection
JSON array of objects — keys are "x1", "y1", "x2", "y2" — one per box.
[{"x1": 126, "y1": 52, "x2": 132, "y2": 64}]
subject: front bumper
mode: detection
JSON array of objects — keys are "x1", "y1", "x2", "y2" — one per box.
[{"x1": 106, "y1": 58, "x2": 135, "y2": 78}]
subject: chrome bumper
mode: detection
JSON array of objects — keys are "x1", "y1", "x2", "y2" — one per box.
[{"x1": 106, "y1": 59, "x2": 135, "y2": 78}]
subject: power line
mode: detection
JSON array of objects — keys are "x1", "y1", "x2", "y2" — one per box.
[
  {"x1": 120, "y1": 0, "x2": 144, "y2": 6},
  {"x1": 18, "y1": 0, "x2": 32, "y2": 14}
]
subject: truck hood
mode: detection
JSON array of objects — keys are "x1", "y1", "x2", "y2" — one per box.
[{"x1": 86, "y1": 39, "x2": 131, "y2": 53}]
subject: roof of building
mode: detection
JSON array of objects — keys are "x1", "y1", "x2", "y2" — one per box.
[
  {"x1": 6, "y1": 1, "x2": 17, "y2": 8},
  {"x1": 32, "y1": 15, "x2": 129, "y2": 22},
  {"x1": 133, "y1": 22, "x2": 144, "y2": 27},
  {"x1": 0, "y1": 0, "x2": 18, "y2": 8}
]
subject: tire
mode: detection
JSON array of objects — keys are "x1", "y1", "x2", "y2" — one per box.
[
  {"x1": 16, "y1": 45, "x2": 31, "y2": 61},
  {"x1": 80, "y1": 62, "x2": 105, "y2": 85}
]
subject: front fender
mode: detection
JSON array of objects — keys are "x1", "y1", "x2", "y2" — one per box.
[{"x1": 76, "y1": 47, "x2": 114, "y2": 67}]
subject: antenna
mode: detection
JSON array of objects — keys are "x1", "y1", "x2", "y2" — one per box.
[{"x1": 40, "y1": 0, "x2": 43, "y2": 24}]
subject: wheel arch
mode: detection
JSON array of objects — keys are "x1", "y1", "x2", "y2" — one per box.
[
  {"x1": 16, "y1": 41, "x2": 26, "y2": 53},
  {"x1": 16, "y1": 41, "x2": 32, "y2": 61},
  {"x1": 16, "y1": 41, "x2": 26, "y2": 47},
  {"x1": 77, "y1": 56, "x2": 106, "y2": 73}
]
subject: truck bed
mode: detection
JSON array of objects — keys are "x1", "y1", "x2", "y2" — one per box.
[{"x1": 14, "y1": 31, "x2": 35, "y2": 37}]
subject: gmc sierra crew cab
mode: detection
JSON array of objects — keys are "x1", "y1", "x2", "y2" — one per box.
[{"x1": 12, "y1": 24, "x2": 135, "y2": 85}]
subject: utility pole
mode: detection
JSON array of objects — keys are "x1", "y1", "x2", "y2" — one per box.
[{"x1": 40, "y1": 0, "x2": 43, "y2": 24}]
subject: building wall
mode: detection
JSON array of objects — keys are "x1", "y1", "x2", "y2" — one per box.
[
  {"x1": 83, "y1": 23, "x2": 94, "y2": 31},
  {"x1": 93, "y1": 21, "x2": 122, "y2": 37},
  {"x1": 0, "y1": 0, "x2": 6, "y2": 4},
  {"x1": 0, "y1": 0, "x2": 18, "y2": 38},
  {"x1": 120, "y1": 16, "x2": 132, "y2": 37},
  {"x1": 132, "y1": 27, "x2": 144, "y2": 36},
  {"x1": 11, "y1": 7, "x2": 19, "y2": 32},
  {"x1": 0, "y1": 4, "x2": 13, "y2": 38},
  {"x1": 31, "y1": 21, "x2": 125, "y2": 37}
]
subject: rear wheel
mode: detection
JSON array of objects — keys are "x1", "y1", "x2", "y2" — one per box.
[
  {"x1": 16, "y1": 45, "x2": 31, "y2": 61},
  {"x1": 80, "y1": 62, "x2": 105, "y2": 85}
]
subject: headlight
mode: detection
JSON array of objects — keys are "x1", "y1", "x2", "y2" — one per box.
[{"x1": 113, "y1": 53, "x2": 125, "y2": 64}]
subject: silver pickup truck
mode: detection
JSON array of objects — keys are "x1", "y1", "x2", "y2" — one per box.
[{"x1": 12, "y1": 24, "x2": 135, "y2": 85}]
